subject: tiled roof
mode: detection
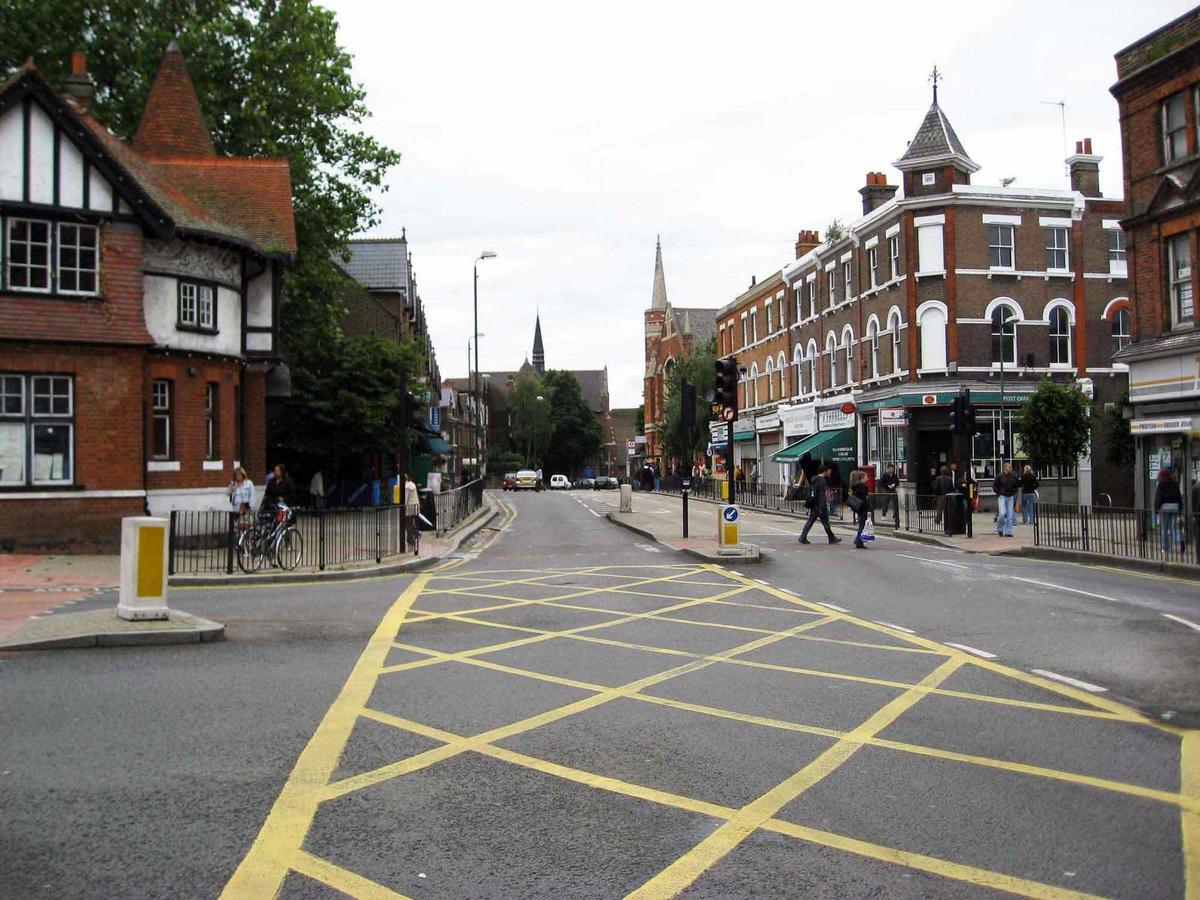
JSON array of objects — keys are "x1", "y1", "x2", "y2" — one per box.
[
  {"x1": 673, "y1": 306, "x2": 717, "y2": 347},
  {"x1": 572, "y1": 368, "x2": 609, "y2": 413},
  {"x1": 152, "y1": 158, "x2": 296, "y2": 254},
  {"x1": 133, "y1": 41, "x2": 216, "y2": 158},
  {"x1": 895, "y1": 101, "x2": 978, "y2": 172},
  {"x1": 341, "y1": 239, "x2": 410, "y2": 291}
]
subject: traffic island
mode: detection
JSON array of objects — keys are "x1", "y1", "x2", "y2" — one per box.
[
  {"x1": 605, "y1": 511, "x2": 762, "y2": 563},
  {"x1": 0, "y1": 608, "x2": 224, "y2": 651}
]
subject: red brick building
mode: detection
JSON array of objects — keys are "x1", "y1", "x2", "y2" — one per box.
[
  {"x1": 0, "y1": 45, "x2": 294, "y2": 549},
  {"x1": 718, "y1": 89, "x2": 1130, "y2": 505},
  {"x1": 642, "y1": 238, "x2": 718, "y2": 471},
  {"x1": 1111, "y1": 8, "x2": 1200, "y2": 510}
]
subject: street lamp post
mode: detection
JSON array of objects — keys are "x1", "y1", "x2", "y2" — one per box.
[
  {"x1": 473, "y1": 251, "x2": 497, "y2": 480},
  {"x1": 998, "y1": 313, "x2": 1020, "y2": 464}
]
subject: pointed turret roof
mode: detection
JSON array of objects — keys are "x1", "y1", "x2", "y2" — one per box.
[
  {"x1": 650, "y1": 235, "x2": 668, "y2": 310},
  {"x1": 133, "y1": 40, "x2": 216, "y2": 158},
  {"x1": 532, "y1": 314, "x2": 545, "y2": 377},
  {"x1": 894, "y1": 97, "x2": 979, "y2": 174}
]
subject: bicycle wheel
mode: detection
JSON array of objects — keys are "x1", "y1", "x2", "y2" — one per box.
[
  {"x1": 236, "y1": 528, "x2": 265, "y2": 573},
  {"x1": 275, "y1": 526, "x2": 303, "y2": 571}
]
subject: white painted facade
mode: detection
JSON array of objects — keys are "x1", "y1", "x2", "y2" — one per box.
[{"x1": 0, "y1": 102, "x2": 117, "y2": 212}]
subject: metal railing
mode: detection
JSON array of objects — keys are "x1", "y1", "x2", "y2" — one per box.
[
  {"x1": 655, "y1": 477, "x2": 849, "y2": 522},
  {"x1": 168, "y1": 505, "x2": 409, "y2": 575},
  {"x1": 1035, "y1": 502, "x2": 1198, "y2": 567},
  {"x1": 433, "y1": 478, "x2": 485, "y2": 535}
]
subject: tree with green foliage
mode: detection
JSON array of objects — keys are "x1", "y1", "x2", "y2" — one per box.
[
  {"x1": 824, "y1": 219, "x2": 846, "y2": 243},
  {"x1": 1015, "y1": 379, "x2": 1092, "y2": 501},
  {"x1": 662, "y1": 337, "x2": 717, "y2": 465},
  {"x1": 542, "y1": 371, "x2": 604, "y2": 476},
  {"x1": 508, "y1": 373, "x2": 553, "y2": 468},
  {"x1": 1, "y1": 0, "x2": 405, "y2": 448},
  {"x1": 1101, "y1": 390, "x2": 1136, "y2": 470}
]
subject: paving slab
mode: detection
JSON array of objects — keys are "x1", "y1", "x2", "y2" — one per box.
[{"x1": 0, "y1": 608, "x2": 224, "y2": 651}]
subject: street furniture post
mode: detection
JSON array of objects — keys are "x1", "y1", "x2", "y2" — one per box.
[{"x1": 117, "y1": 516, "x2": 170, "y2": 621}]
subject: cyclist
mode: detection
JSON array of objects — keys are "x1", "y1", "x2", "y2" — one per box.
[{"x1": 403, "y1": 472, "x2": 421, "y2": 554}]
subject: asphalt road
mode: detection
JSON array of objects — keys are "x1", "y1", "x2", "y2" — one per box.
[{"x1": 1, "y1": 489, "x2": 1196, "y2": 899}]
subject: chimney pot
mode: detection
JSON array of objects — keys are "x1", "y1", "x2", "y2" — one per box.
[
  {"x1": 1075, "y1": 140, "x2": 1083, "y2": 154},
  {"x1": 63, "y1": 50, "x2": 95, "y2": 112},
  {"x1": 1084, "y1": 137, "x2": 1093, "y2": 154}
]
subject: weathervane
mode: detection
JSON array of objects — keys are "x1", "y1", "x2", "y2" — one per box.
[{"x1": 930, "y1": 65, "x2": 942, "y2": 104}]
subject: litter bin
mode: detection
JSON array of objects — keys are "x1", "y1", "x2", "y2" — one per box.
[{"x1": 943, "y1": 491, "x2": 966, "y2": 535}]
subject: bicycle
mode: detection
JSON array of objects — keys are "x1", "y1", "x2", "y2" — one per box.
[{"x1": 237, "y1": 502, "x2": 303, "y2": 572}]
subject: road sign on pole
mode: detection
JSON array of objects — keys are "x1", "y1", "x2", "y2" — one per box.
[{"x1": 719, "y1": 504, "x2": 739, "y2": 547}]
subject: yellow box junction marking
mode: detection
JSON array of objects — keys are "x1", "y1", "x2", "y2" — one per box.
[{"x1": 222, "y1": 561, "x2": 1196, "y2": 899}]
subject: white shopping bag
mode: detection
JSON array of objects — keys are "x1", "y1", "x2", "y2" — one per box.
[{"x1": 862, "y1": 518, "x2": 876, "y2": 541}]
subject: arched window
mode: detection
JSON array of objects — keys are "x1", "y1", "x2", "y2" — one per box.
[
  {"x1": 917, "y1": 301, "x2": 947, "y2": 370},
  {"x1": 842, "y1": 326, "x2": 855, "y2": 385},
  {"x1": 749, "y1": 362, "x2": 760, "y2": 407},
  {"x1": 807, "y1": 340, "x2": 819, "y2": 394},
  {"x1": 777, "y1": 352, "x2": 788, "y2": 398},
  {"x1": 826, "y1": 333, "x2": 839, "y2": 388},
  {"x1": 887, "y1": 308, "x2": 903, "y2": 374},
  {"x1": 989, "y1": 302, "x2": 1020, "y2": 365},
  {"x1": 1111, "y1": 308, "x2": 1131, "y2": 356},
  {"x1": 866, "y1": 317, "x2": 880, "y2": 379},
  {"x1": 1049, "y1": 306, "x2": 1072, "y2": 366},
  {"x1": 793, "y1": 344, "x2": 804, "y2": 397},
  {"x1": 765, "y1": 358, "x2": 775, "y2": 401}
]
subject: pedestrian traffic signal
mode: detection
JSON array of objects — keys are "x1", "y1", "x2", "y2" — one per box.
[
  {"x1": 714, "y1": 357, "x2": 738, "y2": 419},
  {"x1": 949, "y1": 390, "x2": 975, "y2": 435}
]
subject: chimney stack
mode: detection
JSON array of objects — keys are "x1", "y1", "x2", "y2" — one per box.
[
  {"x1": 1066, "y1": 138, "x2": 1102, "y2": 197},
  {"x1": 794, "y1": 228, "x2": 821, "y2": 259},
  {"x1": 859, "y1": 171, "x2": 898, "y2": 215},
  {"x1": 63, "y1": 51, "x2": 95, "y2": 113}
]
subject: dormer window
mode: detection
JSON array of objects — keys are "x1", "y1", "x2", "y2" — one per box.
[{"x1": 178, "y1": 279, "x2": 217, "y2": 331}]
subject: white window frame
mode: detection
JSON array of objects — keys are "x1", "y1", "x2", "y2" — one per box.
[
  {"x1": 741, "y1": 313, "x2": 749, "y2": 348},
  {"x1": 807, "y1": 278, "x2": 817, "y2": 319},
  {"x1": 205, "y1": 382, "x2": 218, "y2": 461},
  {"x1": 751, "y1": 307, "x2": 759, "y2": 343},
  {"x1": 987, "y1": 224, "x2": 1015, "y2": 270},
  {"x1": 14, "y1": 375, "x2": 75, "y2": 487},
  {"x1": 887, "y1": 309, "x2": 903, "y2": 374},
  {"x1": 1045, "y1": 226, "x2": 1070, "y2": 272},
  {"x1": 842, "y1": 326, "x2": 855, "y2": 384},
  {"x1": 6, "y1": 218, "x2": 52, "y2": 293},
  {"x1": 921, "y1": 172, "x2": 936, "y2": 186},
  {"x1": 807, "y1": 340, "x2": 819, "y2": 394},
  {"x1": 1164, "y1": 92, "x2": 1188, "y2": 162},
  {"x1": 1111, "y1": 307, "x2": 1132, "y2": 355},
  {"x1": 1048, "y1": 305, "x2": 1072, "y2": 366},
  {"x1": 826, "y1": 333, "x2": 839, "y2": 388},
  {"x1": 1106, "y1": 227, "x2": 1127, "y2": 276},
  {"x1": 152, "y1": 379, "x2": 173, "y2": 461},
  {"x1": 55, "y1": 223, "x2": 100, "y2": 296},
  {"x1": 889, "y1": 234, "x2": 900, "y2": 280},
  {"x1": 915, "y1": 220, "x2": 945, "y2": 275},
  {"x1": 765, "y1": 299, "x2": 774, "y2": 335},
  {"x1": 1168, "y1": 233, "x2": 1193, "y2": 328},
  {"x1": 843, "y1": 260, "x2": 852, "y2": 299},
  {"x1": 866, "y1": 318, "x2": 880, "y2": 378},
  {"x1": 868, "y1": 245, "x2": 878, "y2": 287},
  {"x1": 989, "y1": 302, "x2": 1020, "y2": 366}
]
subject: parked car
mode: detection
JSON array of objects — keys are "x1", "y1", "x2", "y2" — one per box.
[
  {"x1": 514, "y1": 470, "x2": 541, "y2": 491},
  {"x1": 594, "y1": 476, "x2": 619, "y2": 490},
  {"x1": 549, "y1": 475, "x2": 570, "y2": 490},
  {"x1": 574, "y1": 477, "x2": 595, "y2": 490},
  {"x1": 502, "y1": 472, "x2": 517, "y2": 491}
]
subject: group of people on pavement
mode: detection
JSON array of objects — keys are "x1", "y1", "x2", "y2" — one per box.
[
  {"x1": 1153, "y1": 465, "x2": 1199, "y2": 556},
  {"x1": 991, "y1": 463, "x2": 1041, "y2": 537}
]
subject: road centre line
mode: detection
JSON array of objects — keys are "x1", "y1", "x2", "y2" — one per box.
[
  {"x1": 1163, "y1": 613, "x2": 1200, "y2": 633},
  {"x1": 815, "y1": 602, "x2": 851, "y2": 612},
  {"x1": 1030, "y1": 669, "x2": 1108, "y2": 694},
  {"x1": 1008, "y1": 576, "x2": 1122, "y2": 604},
  {"x1": 945, "y1": 642, "x2": 998, "y2": 659},
  {"x1": 896, "y1": 553, "x2": 970, "y2": 569}
]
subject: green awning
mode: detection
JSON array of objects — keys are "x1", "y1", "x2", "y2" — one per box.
[
  {"x1": 423, "y1": 435, "x2": 453, "y2": 455},
  {"x1": 733, "y1": 430, "x2": 756, "y2": 442},
  {"x1": 771, "y1": 428, "x2": 854, "y2": 463}
]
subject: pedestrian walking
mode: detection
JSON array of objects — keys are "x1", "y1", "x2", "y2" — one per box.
[
  {"x1": 826, "y1": 462, "x2": 842, "y2": 518},
  {"x1": 403, "y1": 472, "x2": 421, "y2": 555},
  {"x1": 228, "y1": 465, "x2": 255, "y2": 519},
  {"x1": 993, "y1": 462, "x2": 1019, "y2": 537},
  {"x1": 848, "y1": 469, "x2": 871, "y2": 549},
  {"x1": 1153, "y1": 466, "x2": 1183, "y2": 555},
  {"x1": 749, "y1": 461, "x2": 759, "y2": 491},
  {"x1": 1019, "y1": 465, "x2": 1039, "y2": 525},
  {"x1": 798, "y1": 463, "x2": 841, "y2": 545},
  {"x1": 879, "y1": 463, "x2": 899, "y2": 520}
]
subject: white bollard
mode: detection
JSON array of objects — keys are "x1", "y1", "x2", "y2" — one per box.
[
  {"x1": 117, "y1": 516, "x2": 171, "y2": 621},
  {"x1": 619, "y1": 483, "x2": 633, "y2": 513}
]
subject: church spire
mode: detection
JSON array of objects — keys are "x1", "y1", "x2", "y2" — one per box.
[
  {"x1": 650, "y1": 235, "x2": 668, "y2": 310},
  {"x1": 532, "y1": 313, "x2": 545, "y2": 378}
]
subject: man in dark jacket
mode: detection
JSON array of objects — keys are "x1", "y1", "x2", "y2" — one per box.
[
  {"x1": 879, "y1": 464, "x2": 899, "y2": 519},
  {"x1": 993, "y1": 462, "x2": 1020, "y2": 537},
  {"x1": 798, "y1": 463, "x2": 841, "y2": 545}
]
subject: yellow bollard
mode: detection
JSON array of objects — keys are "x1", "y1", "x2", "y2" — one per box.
[{"x1": 117, "y1": 516, "x2": 170, "y2": 621}]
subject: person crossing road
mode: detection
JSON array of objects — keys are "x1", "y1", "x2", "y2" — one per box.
[{"x1": 798, "y1": 462, "x2": 841, "y2": 545}]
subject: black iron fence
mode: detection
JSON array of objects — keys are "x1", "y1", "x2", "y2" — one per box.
[
  {"x1": 433, "y1": 478, "x2": 485, "y2": 535},
  {"x1": 1035, "y1": 502, "x2": 1198, "y2": 567},
  {"x1": 168, "y1": 506, "x2": 409, "y2": 575}
]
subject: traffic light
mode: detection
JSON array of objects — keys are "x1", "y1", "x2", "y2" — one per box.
[
  {"x1": 714, "y1": 357, "x2": 738, "y2": 418},
  {"x1": 961, "y1": 389, "x2": 977, "y2": 434},
  {"x1": 949, "y1": 389, "x2": 975, "y2": 435},
  {"x1": 949, "y1": 395, "x2": 963, "y2": 434},
  {"x1": 681, "y1": 381, "x2": 696, "y2": 428}
]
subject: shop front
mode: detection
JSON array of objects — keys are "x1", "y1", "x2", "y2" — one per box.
[
  {"x1": 1130, "y1": 416, "x2": 1199, "y2": 516},
  {"x1": 754, "y1": 411, "x2": 782, "y2": 483},
  {"x1": 1124, "y1": 346, "x2": 1200, "y2": 514},
  {"x1": 772, "y1": 400, "x2": 856, "y2": 487},
  {"x1": 731, "y1": 418, "x2": 756, "y2": 473}
]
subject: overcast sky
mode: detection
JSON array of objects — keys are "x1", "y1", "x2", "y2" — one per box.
[{"x1": 327, "y1": 0, "x2": 1191, "y2": 409}]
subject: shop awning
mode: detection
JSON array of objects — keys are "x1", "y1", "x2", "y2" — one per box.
[
  {"x1": 423, "y1": 435, "x2": 453, "y2": 455},
  {"x1": 771, "y1": 428, "x2": 852, "y2": 463}
]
